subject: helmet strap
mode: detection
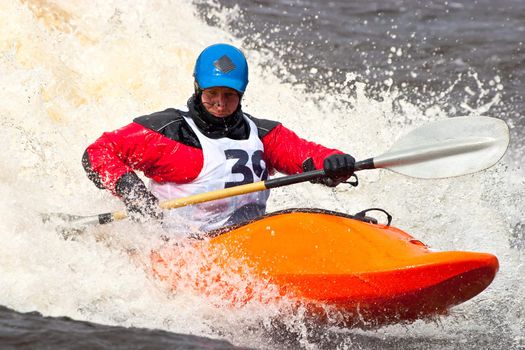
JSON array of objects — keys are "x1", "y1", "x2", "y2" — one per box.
[{"x1": 193, "y1": 81, "x2": 202, "y2": 96}]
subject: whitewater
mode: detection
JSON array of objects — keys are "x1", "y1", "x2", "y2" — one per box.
[{"x1": 0, "y1": 0, "x2": 523, "y2": 349}]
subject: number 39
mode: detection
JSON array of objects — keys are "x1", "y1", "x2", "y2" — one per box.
[{"x1": 224, "y1": 149, "x2": 268, "y2": 188}]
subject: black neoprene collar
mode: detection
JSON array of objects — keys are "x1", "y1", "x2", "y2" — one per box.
[{"x1": 187, "y1": 94, "x2": 249, "y2": 140}]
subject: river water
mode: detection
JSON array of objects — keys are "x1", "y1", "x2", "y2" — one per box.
[{"x1": 0, "y1": 0, "x2": 523, "y2": 349}]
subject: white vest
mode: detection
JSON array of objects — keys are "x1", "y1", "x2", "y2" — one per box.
[{"x1": 150, "y1": 112, "x2": 269, "y2": 233}]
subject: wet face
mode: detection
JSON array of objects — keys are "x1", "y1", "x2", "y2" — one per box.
[{"x1": 200, "y1": 87, "x2": 240, "y2": 118}]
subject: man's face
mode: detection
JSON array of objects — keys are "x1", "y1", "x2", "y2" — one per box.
[{"x1": 200, "y1": 87, "x2": 240, "y2": 118}]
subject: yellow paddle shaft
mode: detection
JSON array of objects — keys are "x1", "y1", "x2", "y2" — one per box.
[
  {"x1": 160, "y1": 181, "x2": 268, "y2": 209},
  {"x1": 109, "y1": 181, "x2": 268, "y2": 222}
]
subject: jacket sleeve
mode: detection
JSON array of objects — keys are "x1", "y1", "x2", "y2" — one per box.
[
  {"x1": 82, "y1": 122, "x2": 155, "y2": 195},
  {"x1": 261, "y1": 124, "x2": 343, "y2": 175}
]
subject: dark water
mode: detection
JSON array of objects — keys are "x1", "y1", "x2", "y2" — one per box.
[
  {"x1": 2, "y1": 0, "x2": 524, "y2": 349},
  {"x1": 0, "y1": 306, "x2": 249, "y2": 350},
  {"x1": 199, "y1": 0, "x2": 525, "y2": 150}
]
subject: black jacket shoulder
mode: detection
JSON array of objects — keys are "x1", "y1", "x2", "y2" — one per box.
[
  {"x1": 245, "y1": 114, "x2": 281, "y2": 139},
  {"x1": 133, "y1": 108, "x2": 201, "y2": 149}
]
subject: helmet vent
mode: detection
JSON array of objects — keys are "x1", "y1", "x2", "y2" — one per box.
[{"x1": 214, "y1": 55, "x2": 236, "y2": 73}]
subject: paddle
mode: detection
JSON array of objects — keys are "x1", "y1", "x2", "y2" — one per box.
[{"x1": 42, "y1": 116, "x2": 509, "y2": 229}]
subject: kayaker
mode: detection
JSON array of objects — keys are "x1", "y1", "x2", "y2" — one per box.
[{"x1": 82, "y1": 43, "x2": 355, "y2": 232}]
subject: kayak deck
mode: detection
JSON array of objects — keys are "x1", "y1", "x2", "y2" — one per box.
[{"x1": 151, "y1": 209, "x2": 498, "y2": 327}]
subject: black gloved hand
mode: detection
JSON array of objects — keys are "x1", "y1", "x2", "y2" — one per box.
[
  {"x1": 321, "y1": 153, "x2": 356, "y2": 187},
  {"x1": 123, "y1": 191, "x2": 163, "y2": 222},
  {"x1": 302, "y1": 153, "x2": 356, "y2": 188},
  {"x1": 323, "y1": 153, "x2": 356, "y2": 180},
  {"x1": 116, "y1": 172, "x2": 163, "y2": 222}
]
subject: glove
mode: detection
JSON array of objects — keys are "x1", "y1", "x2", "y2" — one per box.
[
  {"x1": 123, "y1": 191, "x2": 163, "y2": 223},
  {"x1": 302, "y1": 153, "x2": 355, "y2": 187},
  {"x1": 115, "y1": 172, "x2": 163, "y2": 222},
  {"x1": 323, "y1": 153, "x2": 355, "y2": 180}
]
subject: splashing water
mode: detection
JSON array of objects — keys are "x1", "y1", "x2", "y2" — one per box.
[{"x1": 1, "y1": 0, "x2": 523, "y2": 349}]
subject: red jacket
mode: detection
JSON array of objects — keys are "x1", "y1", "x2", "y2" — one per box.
[{"x1": 82, "y1": 108, "x2": 342, "y2": 195}]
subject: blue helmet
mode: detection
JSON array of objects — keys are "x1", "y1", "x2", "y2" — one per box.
[{"x1": 193, "y1": 43, "x2": 249, "y2": 93}]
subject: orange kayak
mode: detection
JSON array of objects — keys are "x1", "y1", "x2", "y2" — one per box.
[{"x1": 151, "y1": 209, "x2": 498, "y2": 327}]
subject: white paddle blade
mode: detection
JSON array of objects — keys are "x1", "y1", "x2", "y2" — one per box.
[{"x1": 373, "y1": 116, "x2": 510, "y2": 178}]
